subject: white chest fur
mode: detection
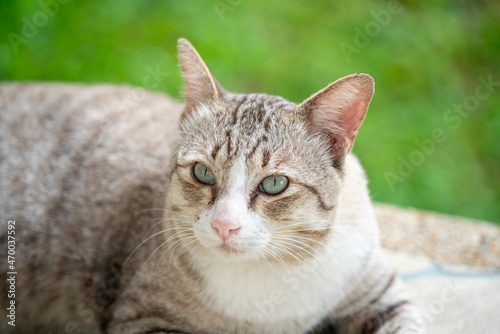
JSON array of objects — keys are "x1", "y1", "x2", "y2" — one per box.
[{"x1": 196, "y1": 226, "x2": 373, "y2": 332}]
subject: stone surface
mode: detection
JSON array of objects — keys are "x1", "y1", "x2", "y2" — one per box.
[
  {"x1": 375, "y1": 203, "x2": 500, "y2": 271},
  {"x1": 375, "y1": 204, "x2": 500, "y2": 334}
]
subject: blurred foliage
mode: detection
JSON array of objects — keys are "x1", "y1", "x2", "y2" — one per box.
[{"x1": 0, "y1": 0, "x2": 499, "y2": 223}]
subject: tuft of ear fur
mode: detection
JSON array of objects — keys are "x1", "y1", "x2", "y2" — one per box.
[
  {"x1": 297, "y1": 73, "x2": 374, "y2": 164},
  {"x1": 177, "y1": 38, "x2": 225, "y2": 119}
]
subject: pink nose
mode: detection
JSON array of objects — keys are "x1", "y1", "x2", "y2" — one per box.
[{"x1": 211, "y1": 220, "x2": 241, "y2": 242}]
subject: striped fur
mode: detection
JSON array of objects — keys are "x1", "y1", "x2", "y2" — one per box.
[{"x1": 0, "y1": 39, "x2": 422, "y2": 333}]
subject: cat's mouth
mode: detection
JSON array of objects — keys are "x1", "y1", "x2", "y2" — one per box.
[{"x1": 217, "y1": 244, "x2": 242, "y2": 254}]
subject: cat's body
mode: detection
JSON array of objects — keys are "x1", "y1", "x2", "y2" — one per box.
[
  {"x1": 0, "y1": 39, "x2": 421, "y2": 333},
  {"x1": 0, "y1": 83, "x2": 181, "y2": 333}
]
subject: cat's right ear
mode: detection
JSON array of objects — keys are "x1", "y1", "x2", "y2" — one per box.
[
  {"x1": 297, "y1": 73, "x2": 374, "y2": 165},
  {"x1": 177, "y1": 38, "x2": 225, "y2": 120}
]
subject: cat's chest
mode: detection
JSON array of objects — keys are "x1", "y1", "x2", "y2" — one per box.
[{"x1": 197, "y1": 253, "x2": 351, "y2": 331}]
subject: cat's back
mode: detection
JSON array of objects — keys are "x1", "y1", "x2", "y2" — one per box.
[
  {"x1": 0, "y1": 83, "x2": 182, "y2": 332},
  {"x1": 0, "y1": 83, "x2": 182, "y2": 218}
]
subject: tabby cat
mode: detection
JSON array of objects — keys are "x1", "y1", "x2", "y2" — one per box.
[{"x1": 0, "y1": 39, "x2": 422, "y2": 333}]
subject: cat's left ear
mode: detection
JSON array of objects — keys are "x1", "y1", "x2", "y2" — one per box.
[
  {"x1": 177, "y1": 38, "x2": 226, "y2": 120},
  {"x1": 297, "y1": 73, "x2": 374, "y2": 163}
]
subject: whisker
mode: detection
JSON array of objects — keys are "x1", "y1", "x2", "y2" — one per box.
[
  {"x1": 124, "y1": 226, "x2": 190, "y2": 268},
  {"x1": 272, "y1": 236, "x2": 323, "y2": 260},
  {"x1": 142, "y1": 229, "x2": 192, "y2": 268},
  {"x1": 264, "y1": 244, "x2": 293, "y2": 278},
  {"x1": 154, "y1": 232, "x2": 196, "y2": 271},
  {"x1": 271, "y1": 241, "x2": 330, "y2": 289},
  {"x1": 272, "y1": 234, "x2": 336, "y2": 256},
  {"x1": 173, "y1": 236, "x2": 199, "y2": 264}
]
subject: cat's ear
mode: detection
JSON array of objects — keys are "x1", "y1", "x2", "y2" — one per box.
[
  {"x1": 177, "y1": 38, "x2": 225, "y2": 119},
  {"x1": 297, "y1": 73, "x2": 374, "y2": 164}
]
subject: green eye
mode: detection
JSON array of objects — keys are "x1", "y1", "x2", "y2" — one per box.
[
  {"x1": 192, "y1": 163, "x2": 215, "y2": 185},
  {"x1": 259, "y1": 175, "x2": 289, "y2": 195}
]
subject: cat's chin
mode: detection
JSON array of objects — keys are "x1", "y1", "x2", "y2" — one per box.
[
  {"x1": 202, "y1": 243, "x2": 261, "y2": 262},
  {"x1": 217, "y1": 244, "x2": 241, "y2": 254}
]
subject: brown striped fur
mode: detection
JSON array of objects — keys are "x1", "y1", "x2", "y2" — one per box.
[{"x1": 0, "y1": 39, "x2": 422, "y2": 333}]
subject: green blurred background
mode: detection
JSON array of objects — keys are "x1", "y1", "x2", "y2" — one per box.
[{"x1": 1, "y1": 0, "x2": 499, "y2": 223}]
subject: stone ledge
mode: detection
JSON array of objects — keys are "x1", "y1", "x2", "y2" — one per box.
[
  {"x1": 374, "y1": 204, "x2": 500, "y2": 334},
  {"x1": 374, "y1": 203, "x2": 500, "y2": 272}
]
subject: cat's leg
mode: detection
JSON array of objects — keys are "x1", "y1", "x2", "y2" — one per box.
[
  {"x1": 329, "y1": 249, "x2": 423, "y2": 334},
  {"x1": 335, "y1": 275, "x2": 422, "y2": 333}
]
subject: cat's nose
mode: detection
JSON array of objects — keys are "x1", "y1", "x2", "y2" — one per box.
[{"x1": 211, "y1": 220, "x2": 241, "y2": 242}]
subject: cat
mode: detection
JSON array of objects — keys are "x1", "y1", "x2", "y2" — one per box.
[{"x1": 0, "y1": 38, "x2": 422, "y2": 334}]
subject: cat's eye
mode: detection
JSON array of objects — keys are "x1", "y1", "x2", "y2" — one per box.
[
  {"x1": 259, "y1": 175, "x2": 289, "y2": 195},
  {"x1": 192, "y1": 162, "x2": 215, "y2": 185}
]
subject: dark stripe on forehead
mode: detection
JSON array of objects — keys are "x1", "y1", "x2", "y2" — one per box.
[
  {"x1": 246, "y1": 137, "x2": 262, "y2": 161},
  {"x1": 295, "y1": 182, "x2": 334, "y2": 211},
  {"x1": 211, "y1": 143, "x2": 220, "y2": 160},
  {"x1": 262, "y1": 149, "x2": 271, "y2": 168},
  {"x1": 226, "y1": 129, "x2": 232, "y2": 156},
  {"x1": 263, "y1": 115, "x2": 272, "y2": 132},
  {"x1": 231, "y1": 95, "x2": 248, "y2": 126},
  {"x1": 240, "y1": 98, "x2": 263, "y2": 125},
  {"x1": 256, "y1": 103, "x2": 267, "y2": 124}
]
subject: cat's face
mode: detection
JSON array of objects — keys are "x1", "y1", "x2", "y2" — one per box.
[
  {"x1": 168, "y1": 94, "x2": 342, "y2": 263},
  {"x1": 164, "y1": 39, "x2": 374, "y2": 264}
]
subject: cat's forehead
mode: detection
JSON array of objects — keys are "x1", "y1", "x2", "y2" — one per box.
[
  {"x1": 179, "y1": 92, "x2": 330, "y2": 177},
  {"x1": 210, "y1": 94, "x2": 299, "y2": 160},
  {"x1": 217, "y1": 93, "x2": 296, "y2": 132}
]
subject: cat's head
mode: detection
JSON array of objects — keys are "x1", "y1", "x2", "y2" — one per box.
[{"x1": 166, "y1": 38, "x2": 374, "y2": 264}]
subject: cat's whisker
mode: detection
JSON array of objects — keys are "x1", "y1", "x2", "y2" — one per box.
[
  {"x1": 270, "y1": 239, "x2": 314, "y2": 267},
  {"x1": 273, "y1": 233, "x2": 342, "y2": 275},
  {"x1": 271, "y1": 221, "x2": 323, "y2": 230},
  {"x1": 124, "y1": 226, "x2": 191, "y2": 268},
  {"x1": 168, "y1": 235, "x2": 199, "y2": 272},
  {"x1": 142, "y1": 228, "x2": 193, "y2": 269},
  {"x1": 273, "y1": 236, "x2": 336, "y2": 278},
  {"x1": 264, "y1": 244, "x2": 294, "y2": 278},
  {"x1": 267, "y1": 243, "x2": 312, "y2": 280},
  {"x1": 251, "y1": 250, "x2": 265, "y2": 285},
  {"x1": 150, "y1": 230, "x2": 193, "y2": 272},
  {"x1": 270, "y1": 241, "x2": 331, "y2": 290},
  {"x1": 156, "y1": 233, "x2": 196, "y2": 272},
  {"x1": 254, "y1": 248, "x2": 277, "y2": 286},
  {"x1": 278, "y1": 226, "x2": 352, "y2": 233},
  {"x1": 276, "y1": 232, "x2": 343, "y2": 259},
  {"x1": 271, "y1": 235, "x2": 324, "y2": 260},
  {"x1": 271, "y1": 222, "x2": 352, "y2": 232},
  {"x1": 156, "y1": 237, "x2": 188, "y2": 273},
  {"x1": 186, "y1": 241, "x2": 204, "y2": 267},
  {"x1": 175, "y1": 236, "x2": 199, "y2": 262},
  {"x1": 273, "y1": 234, "x2": 337, "y2": 256},
  {"x1": 138, "y1": 219, "x2": 168, "y2": 239}
]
